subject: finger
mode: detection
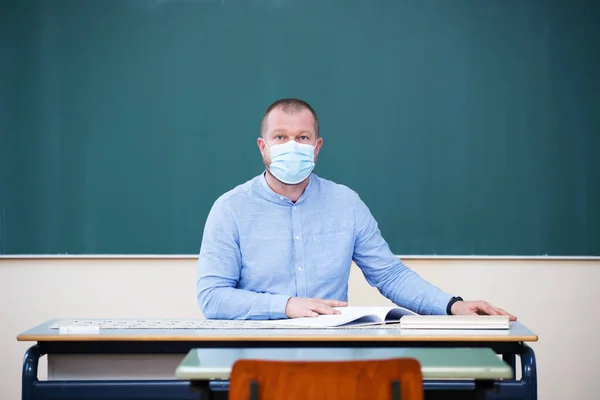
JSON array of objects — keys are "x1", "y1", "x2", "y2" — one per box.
[
  {"x1": 312, "y1": 303, "x2": 340, "y2": 315},
  {"x1": 477, "y1": 302, "x2": 500, "y2": 316},
  {"x1": 485, "y1": 307, "x2": 517, "y2": 321},
  {"x1": 496, "y1": 307, "x2": 518, "y2": 321},
  {"x1": 303, "y1": 309, "x2": 319, "y2": 318},
  {"x1": 486, "y1": 307, "x2": 502, "y2": 316},
  {"x1": 478, "y1": 304, "x2": 515, "y2": 320},
  {"x1": 321, "y1": 299, "x2": 348, "y2": 307},
  {"x1": 315, "y1": 303, "x2": 341, "y2": 314}
]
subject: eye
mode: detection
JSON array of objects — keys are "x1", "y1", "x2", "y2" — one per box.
[
  {"x1": 276, "y1": 135, "x2": 284, "y2": 140},
  {"x1": 299, "y1": 136, "x2": 309, "y2": 141}
]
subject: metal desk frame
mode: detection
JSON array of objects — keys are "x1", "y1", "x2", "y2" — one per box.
[{"x1": 21, "y1": 339, "x2": 536, "y2": 400}]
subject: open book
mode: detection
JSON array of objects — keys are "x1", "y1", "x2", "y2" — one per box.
[
  {"x1": 261, "y1": 306, "x2": 510, "y2": 329},
  {"x1": 263, "y1": 306, "x2": 417, "y2": 328}
]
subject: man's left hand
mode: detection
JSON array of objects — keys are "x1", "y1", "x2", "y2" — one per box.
[{"x1": 451, "y1": 300, "x2": 517, "y2": 321}]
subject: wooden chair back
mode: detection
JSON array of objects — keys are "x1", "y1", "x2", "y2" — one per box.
[{"x1": 228, "y1": 358, "x2": 423, "y2": 400}]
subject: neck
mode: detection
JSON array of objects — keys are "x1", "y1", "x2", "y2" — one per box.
[{"x1": 264, "y1": 170, "x2": 309, "y2": 203}]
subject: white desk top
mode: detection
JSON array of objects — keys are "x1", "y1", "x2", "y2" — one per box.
[
  {"x1": 175, "y1": 347, "x2": 513, "y2": 380},
  {"x1": 17, "y1": 319, "x2": 537, "y2": 342}
]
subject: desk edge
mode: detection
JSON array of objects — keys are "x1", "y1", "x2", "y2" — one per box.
[{"x1": 16, "y1": 333, "x2": 539, "y2": 342}]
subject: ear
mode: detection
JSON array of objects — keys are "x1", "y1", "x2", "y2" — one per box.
[
  {"x1": 314, "y1": 137, "x2": 323, "y2": 157},
  {"x1": 257, "y1": 137, "x2": 266, "y2": 153}
]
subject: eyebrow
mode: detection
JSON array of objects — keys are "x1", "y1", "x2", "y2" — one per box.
[{"x1": 271, "y1": 130, "x2": 313, "y2": 136}]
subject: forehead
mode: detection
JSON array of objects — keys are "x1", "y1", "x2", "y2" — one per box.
[{"x1": 265, "y1": 107, "x2": 316, "y2": 134}]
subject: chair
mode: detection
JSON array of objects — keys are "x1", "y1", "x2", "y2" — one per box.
[{"x1": 228, "y1": 358, "x2": 424, "y2": 400}]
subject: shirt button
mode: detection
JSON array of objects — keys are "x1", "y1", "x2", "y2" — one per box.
[
  {"x1": 297, "y1": 266, "x2": 302, "y2": 271},
  {"x1": 295, "y1": 236, "x2": 300, "y2": 240},
  {"x1": 279, "y1": 196, "x2": 284, "y2": 200}
]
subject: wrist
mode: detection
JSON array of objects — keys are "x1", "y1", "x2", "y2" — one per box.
[
  {"x1": 269, "y1": 294, "x2": 292, "y2": 320},
  {"x1": 446, "y1": 296, "x2": 463, "y2": 315}
]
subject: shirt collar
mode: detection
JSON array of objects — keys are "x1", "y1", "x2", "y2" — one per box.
[{"x1": 258, "y1": 171, "x2": 315, "y2": 205}]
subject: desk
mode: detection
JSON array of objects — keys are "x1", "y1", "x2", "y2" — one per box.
[
  {"x1": 17, "y1": 319, "x2": 538, "y2": 400},
  {"x1": 176, "y1": 347, "x2": 512, "y2": 400}
]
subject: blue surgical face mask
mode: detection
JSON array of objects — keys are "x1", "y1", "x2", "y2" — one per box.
[{"x1": 267, "y1": 140, "x2": 316, "y2": 184}]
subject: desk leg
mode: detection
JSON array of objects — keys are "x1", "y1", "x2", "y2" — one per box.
[
  {"x1": 474, "y1": 381, "x2": 494, "y2": 400},
  {"x1": 191, "y1": 381, "x2": 214, "y2": 400},
  {"x1": 521, "y1": 343, "x2": 537, "y2": 400},
  {"x1": 22, "y1": 345, "x2": 42, "y2": 400},
  {"x1": 488, "y1": 343, "x2": 537, "y2": 400}
]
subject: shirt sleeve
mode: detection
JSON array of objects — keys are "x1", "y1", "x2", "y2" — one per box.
[
  {"x1": 196, "y1": 197, "x2": 291, "y2": 320},
  {"x1": 351, "y1": 192, "x2": 453, "y2": 315}
]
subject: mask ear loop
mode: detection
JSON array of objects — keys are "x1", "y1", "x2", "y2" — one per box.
[
  {"x1": 261, "y1": 137, "x2": 271, "y2": 151},
  {"x1": 262, "y1": 139, "x2": 275, "y2": 176}
]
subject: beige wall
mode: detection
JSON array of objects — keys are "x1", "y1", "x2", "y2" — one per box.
[{"x1": 1, "y1": 257, "x2": 598, "y2": 399}]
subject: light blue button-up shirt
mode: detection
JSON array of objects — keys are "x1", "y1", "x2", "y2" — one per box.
[{"x1": 196, "y1": 173, "x2": 453, "y2": 320}]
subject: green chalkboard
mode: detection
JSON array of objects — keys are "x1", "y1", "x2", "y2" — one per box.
[{"x1": 1, "y1": 0, "x2": 599, "y2": 255}]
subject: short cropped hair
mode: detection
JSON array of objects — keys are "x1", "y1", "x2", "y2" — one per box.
[{"x1": 261, "y1": 98, "x2": 320, "y2": 137}]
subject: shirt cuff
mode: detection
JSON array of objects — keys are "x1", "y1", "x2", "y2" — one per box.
[
  {"x1": 433, "y1": 293, "x2": 454, "y2": 315},
  {"x1": 268, "y1": 294, "x2": 292, "y2": 320}
]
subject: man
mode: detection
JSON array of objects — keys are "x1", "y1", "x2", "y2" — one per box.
[{"x1": 197, "y1": 98, "x2": 516, "y2": 321}]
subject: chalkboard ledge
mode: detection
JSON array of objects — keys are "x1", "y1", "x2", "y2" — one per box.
[{"x1": 1, "y1": 254, "x2": 599, "y2": 260}]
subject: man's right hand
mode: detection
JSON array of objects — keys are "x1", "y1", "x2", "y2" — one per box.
[{"x1": 285, "y1": 297, "x2": 348, "y2": 318}]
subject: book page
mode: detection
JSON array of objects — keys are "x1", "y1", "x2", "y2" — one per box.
[
  {"x1": 262, "y1": 307, "x2": 383, "y2": 328},
  {"x1": 332, "y1": 306, "x2": 418, "y2": 326},
  {"x1": 384, "y1": 306, "x2": 418, "y2": 321},
  {"x1": 260, "y1": 306, "x2": 417, "y2": 328}
]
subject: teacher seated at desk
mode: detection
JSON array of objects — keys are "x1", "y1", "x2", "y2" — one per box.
[{"x1": 196, "y1": 98, "x2": 517, "y2": 321}]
